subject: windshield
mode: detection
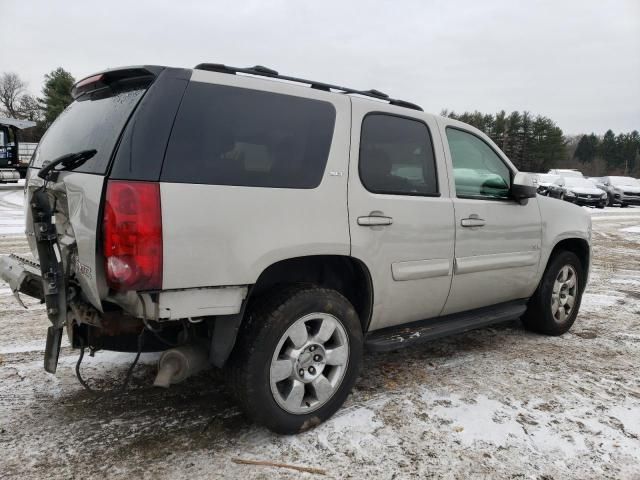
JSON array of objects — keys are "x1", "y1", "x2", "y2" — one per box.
[
  {"x1": 31, "y1": 81, "x2": 149, "y2": 174},
  {"x1": 565, "y1": 177, "x2": 597, "y2": 188},
  {"x1": 609, "y1": 176, "x2": 640, "y2": 186}
]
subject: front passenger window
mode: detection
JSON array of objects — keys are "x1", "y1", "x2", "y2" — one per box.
[{"x1": 446, "y1": 127, "x2": 511, "y2": 199}]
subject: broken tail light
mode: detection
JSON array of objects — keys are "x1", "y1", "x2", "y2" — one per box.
[{"x1": 103, "y1": 180, "x2": 162, "y2": 291}]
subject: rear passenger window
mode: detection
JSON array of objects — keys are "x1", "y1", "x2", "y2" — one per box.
[
  {"x1": 359, "y1": 114, "x2": 438, "y2": 196},
  {"x1": 162, "y1": 83, "x2": 336, "y2": 188}
]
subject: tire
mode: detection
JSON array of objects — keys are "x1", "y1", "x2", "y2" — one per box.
[
  {"x1": 226, "y1": 285, "x2": 363, "y2": 434},
  {"x1": 522, "y1": 251, "x2": 584, "y2": 336},
  {"x1": 596, "y1": 204, "x2": 605, "y2": 209},
  {"x1": 620, "y1": 203, "x2": 628, "y2": 208}
]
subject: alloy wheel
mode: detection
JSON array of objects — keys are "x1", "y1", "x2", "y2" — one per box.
[
  {"x1": 269, "y1": 313, "x2": 349, "y2": 414},
  {"x1": 551, "y1": 265, "x2": 578, "y2": 322}
]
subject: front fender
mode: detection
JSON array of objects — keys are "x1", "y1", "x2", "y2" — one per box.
[{"x1": 536, "y1": 195, "x2": 592, "y2": 282}]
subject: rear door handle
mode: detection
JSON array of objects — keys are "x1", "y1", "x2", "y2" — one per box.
[
  {"x1": 358, "y1": 214, "x2": 393, "y2": 226},
  {"x1": 461, "y1": 214, "x2": 486, "y2": 227}
]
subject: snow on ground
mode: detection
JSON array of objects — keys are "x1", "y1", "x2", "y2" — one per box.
[
  {"x1": 1, "y1": 185, "x2": 639, "y2": 479},
  {"x1": 0, "y1": 183, "x2": 25, "y2": 235}
]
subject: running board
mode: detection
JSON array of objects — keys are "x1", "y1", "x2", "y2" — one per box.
[{"x1": 364, "y1": 300, "x2": 527, "y2": 352}]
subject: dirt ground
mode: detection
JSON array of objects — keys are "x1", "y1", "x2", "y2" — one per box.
[{"x1": 1, "y1": 182, "x2": 639, "y2": 480}]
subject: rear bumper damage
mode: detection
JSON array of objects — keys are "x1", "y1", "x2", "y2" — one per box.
[
  {"x1": 0, "y1": 254, "x2": 44, "y2": 306},
  {"x1": 0, "y1": 253, "x2": 66, "y2": 372},
  {"x1": 1, "y1": 253, "x2": 245, "y2": 385}
]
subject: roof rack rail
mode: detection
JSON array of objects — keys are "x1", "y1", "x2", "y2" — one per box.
[{"x1": 193, "y1": 63, "x2": 423, "y2": 112}]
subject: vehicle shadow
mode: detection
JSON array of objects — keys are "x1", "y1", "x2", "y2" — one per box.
[{"x1": 51, "y1": 319, "x2": 524, "y2": 448}]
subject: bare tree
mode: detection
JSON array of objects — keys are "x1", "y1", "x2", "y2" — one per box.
[
  {"x1": 17, "y1": 93, "x2": 41, "y2": 122},
  {"x1": 0, "y1": 72, "x2": 29, "y2": 117}
]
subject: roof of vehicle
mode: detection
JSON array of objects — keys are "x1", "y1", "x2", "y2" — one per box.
[
  {"x1": 536, "y1": 173, "x2": 561, "y2": 181},
  {"x1": 0, "y1": 117, "x2": 36, "y2": 130},
  {"x1": 193, "y1": 63, "x2": 423, "y2": 112},
  {"x1": 559, "y1": 177, "x2": 600, "y2": 187},
  {"x1": 608, "y1": 176, "x2": 640, "y2": 185},
  {"x1": 548, "y1": 169, "x2": 583, "y2": 177}
]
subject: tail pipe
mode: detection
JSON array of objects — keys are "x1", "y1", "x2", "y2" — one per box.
[{"x1": 153, "y1": 344, "x2": 209, "y2": 388}]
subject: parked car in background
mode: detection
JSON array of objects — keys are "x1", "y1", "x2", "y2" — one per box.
[
  {"x1": 548, "y1": 169, "x2": 583, "y2": 178},
  {"x1": 549, "y1": 176, "x2": 606, "y2": 208},
  {"x1": 533, "y1": 173, "x2": 561, "y2": 196},
  {"x1": 591, "y1": 176, "x2": 640, "y2": 207}
]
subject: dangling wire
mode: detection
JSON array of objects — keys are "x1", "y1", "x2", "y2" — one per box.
[
  {"x1": 75, "y1": 327, "x2": 146, "y2": 394},
  {"x1": 75, "y1": 337, "x2": 94, "y2": 392},
  {"x1": 120, "y1": 328, "x2": 145, "y2": 392}
]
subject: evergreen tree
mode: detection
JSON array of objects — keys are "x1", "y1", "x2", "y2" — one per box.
[
  {"x1": 619, "y1": 131, "x2": 640, "y2": 175},
  {"x1": 504, "y1": 111, "x2": 522, "y2": 161},
  {"x1": 39, "y1": 67, "x2": 75, "y2": 128},
  {"x1": 600, "y1": 130, "x2": 619, "y2": 170},
  {"x1": 494, "y1": 110, "x2": 507, "y2": 150},
  {"x1": 573, "y1": 134, "x2": 599, "y2": 163}
]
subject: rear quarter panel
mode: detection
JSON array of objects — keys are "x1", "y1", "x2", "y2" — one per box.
[
  {"x1": 25, "y1": 169, "x2": 107, "y2": 310},
  {"x1": 160, "y1": 72, "x2": 352, "y2": 289}
]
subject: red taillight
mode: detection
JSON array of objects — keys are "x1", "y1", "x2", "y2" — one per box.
[
  {"x1": 75, "y1": 73, "x2": 104, "y2": 89},
  {"x1": 103, "y1": 180, "x2": 162, "y2": 291}
]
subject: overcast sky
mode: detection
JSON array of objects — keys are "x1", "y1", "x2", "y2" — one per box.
[{"x1": 3, "y1": 0, "x2": 639, "y2": 134}]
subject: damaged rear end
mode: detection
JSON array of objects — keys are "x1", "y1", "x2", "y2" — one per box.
[{"x1": 0, "y1": 65, "x2": 209, "y2": 380}]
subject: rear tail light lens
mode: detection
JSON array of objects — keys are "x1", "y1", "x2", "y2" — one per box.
[{"x1": 103, "y1": 180, "x2": 162, "y2": 291}]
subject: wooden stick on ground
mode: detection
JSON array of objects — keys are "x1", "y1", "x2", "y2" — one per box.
[{"x1": 232, "y1": 457, "x2": 327, "y2": 476}]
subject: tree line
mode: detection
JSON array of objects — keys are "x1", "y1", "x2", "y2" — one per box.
[
  {"x1": 442, "y1": 110, "x2": 639, "y2": 177},
  {"x1": 0, "y1": 68, "x2": 74, "y2": 142},
  {"x1": 1, "y1": 68, "x2": 638, "y2": 177}
]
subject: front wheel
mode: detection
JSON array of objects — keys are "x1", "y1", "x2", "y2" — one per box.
[
  {"x1": 522, "y1": 251, "x2": 584, "y2": 336},
  {"x1": 226, "y1": 286, "x2": 363, "y2": 434}
]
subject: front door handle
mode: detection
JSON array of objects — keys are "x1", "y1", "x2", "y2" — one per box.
[
  {"x1": 461, "y1": 214, "x2": 486, "y2": 227},
  {"x1": 358, "y1": 213, "x2": 393, "y2": 226}
]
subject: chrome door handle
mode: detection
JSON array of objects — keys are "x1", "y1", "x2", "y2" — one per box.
[
  {"x1": 358, "y1": 215, "x2": 393, "y2": 226},
  {"x1": 461, "y1": 214, "x2": 485, "y2": 227}
]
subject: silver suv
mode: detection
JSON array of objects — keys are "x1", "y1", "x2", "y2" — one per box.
[{"x1": 0, "y1": 64, "x2": 591, "y2": 433}]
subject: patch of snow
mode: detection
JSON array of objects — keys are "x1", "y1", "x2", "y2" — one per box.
[{"x1": 581, "y1": 293, "x2": 623, "y2": 309}]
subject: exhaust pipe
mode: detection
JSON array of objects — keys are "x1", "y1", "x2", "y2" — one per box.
[{"x1": 153, "y1": 344, "x2": 209, "y2": 388}]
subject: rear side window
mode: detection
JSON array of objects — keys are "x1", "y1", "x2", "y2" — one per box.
[
  {"x1": 162, "y1": 83, "x2": 336, "y2": 188},
  {"x1": 30, "y1": 82, "x2": 148, "y2": 174},
  {"x1": 359, "y1": 114, "x2": 438, "y2": 196}
]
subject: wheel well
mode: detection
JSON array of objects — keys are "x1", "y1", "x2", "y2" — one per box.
[
  {"x1": 250, "y1": 255, "x2": 374, "y2": 332},
  {"x1": 549, "y1": 238, "x2": 590, "y2": 291}
]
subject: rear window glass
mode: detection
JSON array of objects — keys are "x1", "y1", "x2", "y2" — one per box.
[
  {"x1": 161, "y1": 82, "x2": 336, "y2": 188},
  {"x1": 30, "y1": 83, "x2": 148, "y2": 174}
]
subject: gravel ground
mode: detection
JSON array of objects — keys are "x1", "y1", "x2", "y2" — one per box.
[{"x1": 1, "y1": 183, "x2": 639, "y2": 480}]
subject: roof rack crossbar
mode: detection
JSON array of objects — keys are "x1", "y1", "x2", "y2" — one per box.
[{"x1": 193, "y1": 63, "x2": 423, "y2": 111}]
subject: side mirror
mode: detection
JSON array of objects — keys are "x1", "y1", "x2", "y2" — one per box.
[{"x1": 511, "y1": 172, "x2": 537, "y2": 205}]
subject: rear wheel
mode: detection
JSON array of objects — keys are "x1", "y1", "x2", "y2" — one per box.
[
  {"x1": 522, "y1": 251, "x2": 583, "y2": 336},
  {"x1": 226, "y1": 285, "x2": 363, "y2": 434}
]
